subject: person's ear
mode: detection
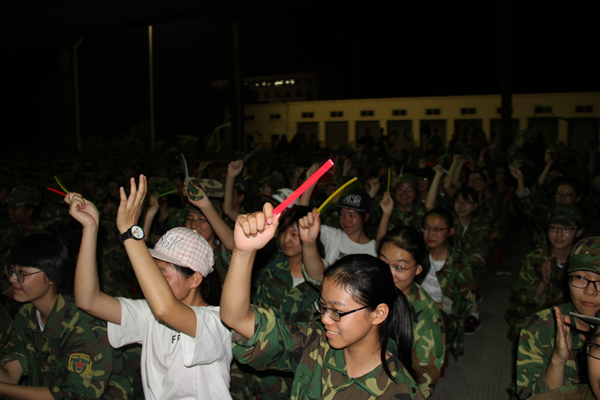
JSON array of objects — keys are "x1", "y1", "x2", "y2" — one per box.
[
  {"x1": 448, "y1": 227, "x2": 455, "y2": 237},
  {"x1": 576, "y1": 196, "x2": 581, "y2": 204},
  {"x1": 364, "y1": 213, "x2": 370, "y2": 223},
  {"x1": 188, "y1": 272, "x2": 204, "y2": 289},
  {"x1": 416, "y1": 264, "x2": 423, "y2": 276},
  {"x1": 371, "y1": 303, "x2": 389, "y2": 326}
]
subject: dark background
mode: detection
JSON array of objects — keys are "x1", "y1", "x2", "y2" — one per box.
[{"x1": 1, "y1": 2, "x2": 598, "y2": 153}]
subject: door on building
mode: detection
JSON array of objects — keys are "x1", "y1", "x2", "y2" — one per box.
[
  {"x1": 420, "y1": 120, "x2": 447, "y2": 149},
  {"x1": 568, "y1": 118, "x2": 599, "y2": 153},
  {"x1": 387, "y1": 120, "x2": 414, "y2": 150},
  {"x1": 326, "y1": 122, "x2": 349, "y2": 148},
  {"x1": 528, "y1": 118, "x2": 558, "y2": 147}
]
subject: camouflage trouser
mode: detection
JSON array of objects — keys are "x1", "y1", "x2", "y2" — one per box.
[{"x1": 230, "y1": 360, "x2": 293, "y2": 400}]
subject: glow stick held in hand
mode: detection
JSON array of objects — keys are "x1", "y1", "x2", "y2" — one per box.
[
  {"x1": 156, "y1": 190, "x2": 177, "y2": 199},
  {"x1": 242, "y1": 145, "x2": 264, "y2": 163},
  {"x1": 47, "y1": 187, "x2": 66, "y2": 197},
  {"x1": 387, "y1": 169, "x2": 391, "y2": 192},
  {"x1": 54, "y1": 176, "x2": 69, "y2": 193},
  {"x1": 426, "y1": 162, "x2": 449, "y2": 175},
  {"x1": 317, "y1": 177, "x2": 358, "y2": 213},
  {"x1": 274, "y1": 159, "x2": 334, "y2": 215}
]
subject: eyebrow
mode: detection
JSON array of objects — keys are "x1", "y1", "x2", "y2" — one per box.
[{"x1": 320, "y1": 298, "x2": 346, "y2": 307}]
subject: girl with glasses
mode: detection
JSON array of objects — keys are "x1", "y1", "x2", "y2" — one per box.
[
  {"x1": 0, "y1": 234, "x2": 134, "y2": 399},
  {"x1": 506, "y1": 206, "x2": 583, "y2": 341},
  {"x1": 221, "y1": 203, "x2": 425, "y2": 399},
  {"x1": 378, "y1": 226, "x2": 445, "y2": 398},
  {"x1": 419, "y1": 208, "x2": 476, "y2": 357},
  {"x1": 516, "y1": 236, "x2": 600, "y2": 399}
]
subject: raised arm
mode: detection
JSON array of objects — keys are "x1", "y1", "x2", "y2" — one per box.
[
  {"x1": 220, "y1": 203, "x2": 280, "y2": 339},
  {"x1": 366, "y1": 177, "x2": 380, "y2": 199},
  {"x1": 141, "y1": 194, "x2": 159, "y2": 244},
  {"x1": 509, "y1": 165, "x2": 528, "y2": 197},
  {"x1": 186, "y1": 182, "x2": 234, "y2": 251},
  {"x1": 66, "y1": 193, "x2": 122, "y2": 325},
  {"x1": 299, "y1": 208, "x2": 325, "y2": 282},
  {"x1": 376, "y1": 191, "x2": 393, "y2": 244},
  {"x1": 444, "y1": 154, "x2": 460, "y2": 197},
  {"x1": 117, "y1": 176, "x2": 198, "y2": 337},
  {"x1": 224, "y1": 160, "x2": 243, "y2": 222},
  {"x1": 425, "y1": 164, "x2": 444, "y2": 211},
  {"x1": 537, "y1": 149, "x2": 553, "y2": 187}
]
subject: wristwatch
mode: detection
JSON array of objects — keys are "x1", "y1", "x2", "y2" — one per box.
[{"x1": 119, "y1": 225, "x2": 145, "y2": 244}]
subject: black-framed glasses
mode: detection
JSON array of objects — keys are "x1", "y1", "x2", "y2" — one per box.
[
  {"x1": 588, "y1": 343, "x2": 600, "y2": 360},
  {"x1": 4, "y1": 265, "x2": 44, "y2": 283},
  {"x1": 548, "y1": 225, "x2": 575, "y2": 234},
  {"x1": 382, "y1": 260, "x2": 418, "y2": 272},
  {"x1": 422, "y1": 226, "x2": 449, "y2": 234},
  {"x1": 314, "y1": 300, "x2": 368, "y2": 322},
  {"x1": 569, "y1": 275, "x2": 600, "y2": 292}
]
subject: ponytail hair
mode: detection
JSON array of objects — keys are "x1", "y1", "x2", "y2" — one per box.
[{"x1": 324, "y1": 254, "x2": 415, "y2": 381}]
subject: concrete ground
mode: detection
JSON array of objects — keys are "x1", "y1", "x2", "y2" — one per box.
[{"x1": 430, "y1": 225, "x2": 530, "y2": 400}]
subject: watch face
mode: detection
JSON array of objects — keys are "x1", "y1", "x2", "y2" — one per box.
[{"x1": 131, "y1": 226, "x2": 144, "y2": 239}]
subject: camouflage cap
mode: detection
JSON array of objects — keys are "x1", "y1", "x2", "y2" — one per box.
[
  {"x1": 6, "y1": 186, "x2": 41, "y2": 207},
  {"x1": 187, "y1": 178, "x2": 224, "y2": 199},
  {"x1": 568, "y1": 237, "x2": 600, "y2": 274},
  {"x1": 395, "y1": 173, "x2": 418, "y2": 191},
  {"x1": 548, "y1": 205, "x2": 582, "y2": 227}
]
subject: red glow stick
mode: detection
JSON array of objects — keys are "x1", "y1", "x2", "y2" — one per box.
[
  {"x1": 466, "y1": 162, "x2": 473, "y2": 172},
  {"x1": 504, "y1": 188, "x2": 514, "y2": 202},
  {"x1": 47, "y1": 187, "x2": 66, "y2": 197},
  {"x1": 273, "y1": 159, "x2": 334, "y2": 215},
  {"x1": 425, "y1": 162, "x2": 449, "y2": 175}
]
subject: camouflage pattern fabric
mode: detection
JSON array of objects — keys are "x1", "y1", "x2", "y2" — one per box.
[
  {"x1": 230, "y1": 253, "x2": 321, "y2": 400},
  {"x1": 0, "y1": 294, "x2": 135, "y2": 399},
  {"x1": 505, "y1": 247, "x2": 568, "y2": 341},
  {"x1": 388, "y1": 201, "x2": 427, "y2": 232},
  {"x1": 213, "y1": 241, "x2": 232, "y2": 289},
  {"x1": 0, "y1": 302, "x2": 12, "y2": 349},
  {"x1": 568, "y1": 236, "x2": 600, "y2": 274},
  {"x1": 516, "y1": 302, "x2": 587, "y2": 399},
  {"x1": 528, "y1": 383, "x2": 593, "y2": 400},
  {"x1": 232, "y1": 306, "x2": 425, "y2": 400},
  {"x1": 5, "y1": 185, "x2": 41, "y2": 207},
  {"x1": 434, "y1": 244, "x2": 476, "y2": 357},
  {"x1": 408, "y1": 282, "x2": 446, "y2": 398},
  {"x1": 476, "y1": 190, "x2": 515, "y2": 242},
  {"x1": 453, "y1": 215, "x2": 492, "y2": 298}
]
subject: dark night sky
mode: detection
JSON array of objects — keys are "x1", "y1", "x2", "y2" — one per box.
[{"x1": 2, "y1": 2, "x2": 599, "y2": 152}]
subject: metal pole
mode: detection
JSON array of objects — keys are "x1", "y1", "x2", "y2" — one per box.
[
  {"x1": 501, "y1": 0, "x2": 513, "y2": 139},
  {"x1": 149, "y1": 25, "x2": 155, "y2": 151}
]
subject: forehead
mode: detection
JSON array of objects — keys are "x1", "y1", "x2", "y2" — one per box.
[
  {"x1": 456, "y1": 193, "x2": 474, "y2": 202},
  {"x1": 397, "y1": 182, "x2": 415, "y2": 190},
  {"x1": 570, "y1": 270, "x2": 600, "y2": 278},
  {"x1": 557, "y1": 184, "x2": 576, "y2": 193},
  {"x1": 340, "y1": 208, "x2": 359, "y2": 216},
  {"x1": 380, "y1": 242, "x2": 415, "y2": 262},
  {"x1": 186, "y1": 211, "x2": 204, "y2": 219},
  {"x1": 425, "y1": 214, "x2": 448, "y2": 227}
]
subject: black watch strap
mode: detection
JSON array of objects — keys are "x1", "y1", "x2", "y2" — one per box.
[{"x1": 119, "y1": 226, "x2": 144, "y2": 244}]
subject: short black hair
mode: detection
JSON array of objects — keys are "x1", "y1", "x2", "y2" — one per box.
[{"x1": 9, "y1": 234, "x2": 74, "y2": 295}]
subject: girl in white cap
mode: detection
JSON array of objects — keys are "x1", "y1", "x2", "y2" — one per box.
[{"x1": 66, "y1": 175, "x2": 232, "y2": 400}]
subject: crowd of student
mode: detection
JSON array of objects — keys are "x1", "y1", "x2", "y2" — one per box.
[{"x1": 1, "y1": 127, "x2": 600, "y2": 399}]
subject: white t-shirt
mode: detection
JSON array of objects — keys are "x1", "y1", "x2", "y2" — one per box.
[
  {"x1": 319, "y1": 225, "x2": 377, "y2": 264},
  {"x1": 108, "y1": 298, "x2": 233, "y2": 400},
  {"x1": 421, "y1": 255, "x2": 446, "y2": 303}
]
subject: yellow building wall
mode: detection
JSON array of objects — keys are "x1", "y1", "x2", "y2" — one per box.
[{"x1": 242, "y1": 92, "x2": 600, "y2": 148}]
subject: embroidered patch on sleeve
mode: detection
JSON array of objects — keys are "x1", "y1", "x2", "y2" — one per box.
[{"x1": 68, "y1": 353, "x2": 92, "y2": 375}]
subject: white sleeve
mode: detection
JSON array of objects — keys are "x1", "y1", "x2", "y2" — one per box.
[
  {"x1": 319, "y1": 225, "x2": 343, "y2": 264},
  {"x1": 107, "y1": 298, "x2": 151, "y2": 348},
  {"x1": 181, "y1": 306, "x2": 233, "y2": 367}
]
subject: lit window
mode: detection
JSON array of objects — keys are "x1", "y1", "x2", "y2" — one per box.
[
  {"x1": 275, "y1": 80, "x2": 284, "y2": 86},
  {"x1": 290, "y1": 79, "x2": 295, "y2": 85},
  {"x1": 262, "y1": 81, "x2": 267, "y2": 87}
]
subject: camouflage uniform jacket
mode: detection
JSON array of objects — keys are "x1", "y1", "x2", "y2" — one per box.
[
  {"x1": 213, "y1": 240, "x2": 232, "y2": 288},
  {"x1": 389, "y1": 202, "x2": 427, "y2": 232},
  {"x1": 529, "y1": 384, "x2": 592, "y2": 400},
  {"x1": 408, "y1": 282, "x2": 446, "y2": 399},
  {"x1": 505, "y1": 247, "x2": 568, "y2": 341},
  {"x1": 0, "y1": 302, "x2": 11, "y2": 348},
  {"x1": 435, "y1": 244, "x2": 476, "y2": 356},
  {"x1": 516, "y1": 303, "x2": 587, "y2": 399},
  {"x1": 253, "y1": 253, "x2": 321, "y2": 323},
  {"x1": 0, "y1": 294, "x2": 134, "y2": 399},
  {"x1": 232, "y1": 306, "x2": 425, "y2": 400}
]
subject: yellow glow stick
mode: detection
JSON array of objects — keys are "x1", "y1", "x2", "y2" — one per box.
[
  {"x1": 387, "y1": 169, "x2": 391, "y2": 192},
  {"x1": 317, "y1": 177, "x2": 358, "y2": 213},
  {"x1": 54, "y1": 176, "x2": 69, "y2": 193}
]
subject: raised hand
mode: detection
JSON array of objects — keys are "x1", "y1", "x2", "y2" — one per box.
[
  {"x1": 541, "y1": 259, "x2": 552, "y2": 286},
  {"x1": 234, "y1": 202, "x2": 280, "y2": 252},
  {"x1": 306, "y1": 163, "x2": 319, "y2": 179},
  {"x1": 367, "y1": 177, "x2": 380, "y2": 194},
  {"x1": 551, "y1": 306, "x2": 572, "y2": 365},
  {"x1": 545, "y1": 149, "x2": 554, "y2": 166},
  {"x1": 65, "y1": 192, "x2": 99, "y2": 228},
  {"x1": 228, "y1": 160, "x2": 244, "y2": 178},
  {"x1": 116, "y1": 175, "x2": 147, "y2": 233},
  {"x1": 184, "y1": 181, "x2": 210, "y2": 210},
  {"x1": 380, "y1": 191, "x2": 394, "y2": 216},
  {"x1": 299, "y1": 208, "x2": 321, "y2": 244},
  {"x1": 434, "y1": 164, "x2": 444, "y2": 176},
  {"x1": 508, "y1": 165, "x2": 524, "y2": 181}
]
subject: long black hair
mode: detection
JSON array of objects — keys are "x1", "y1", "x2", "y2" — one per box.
[
  {"x1": 10, "y1": 233, "x2": 74, "y2": 296},
  {"x1": 323, "y1": 254, "x2": 415, "y2": 381}
]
